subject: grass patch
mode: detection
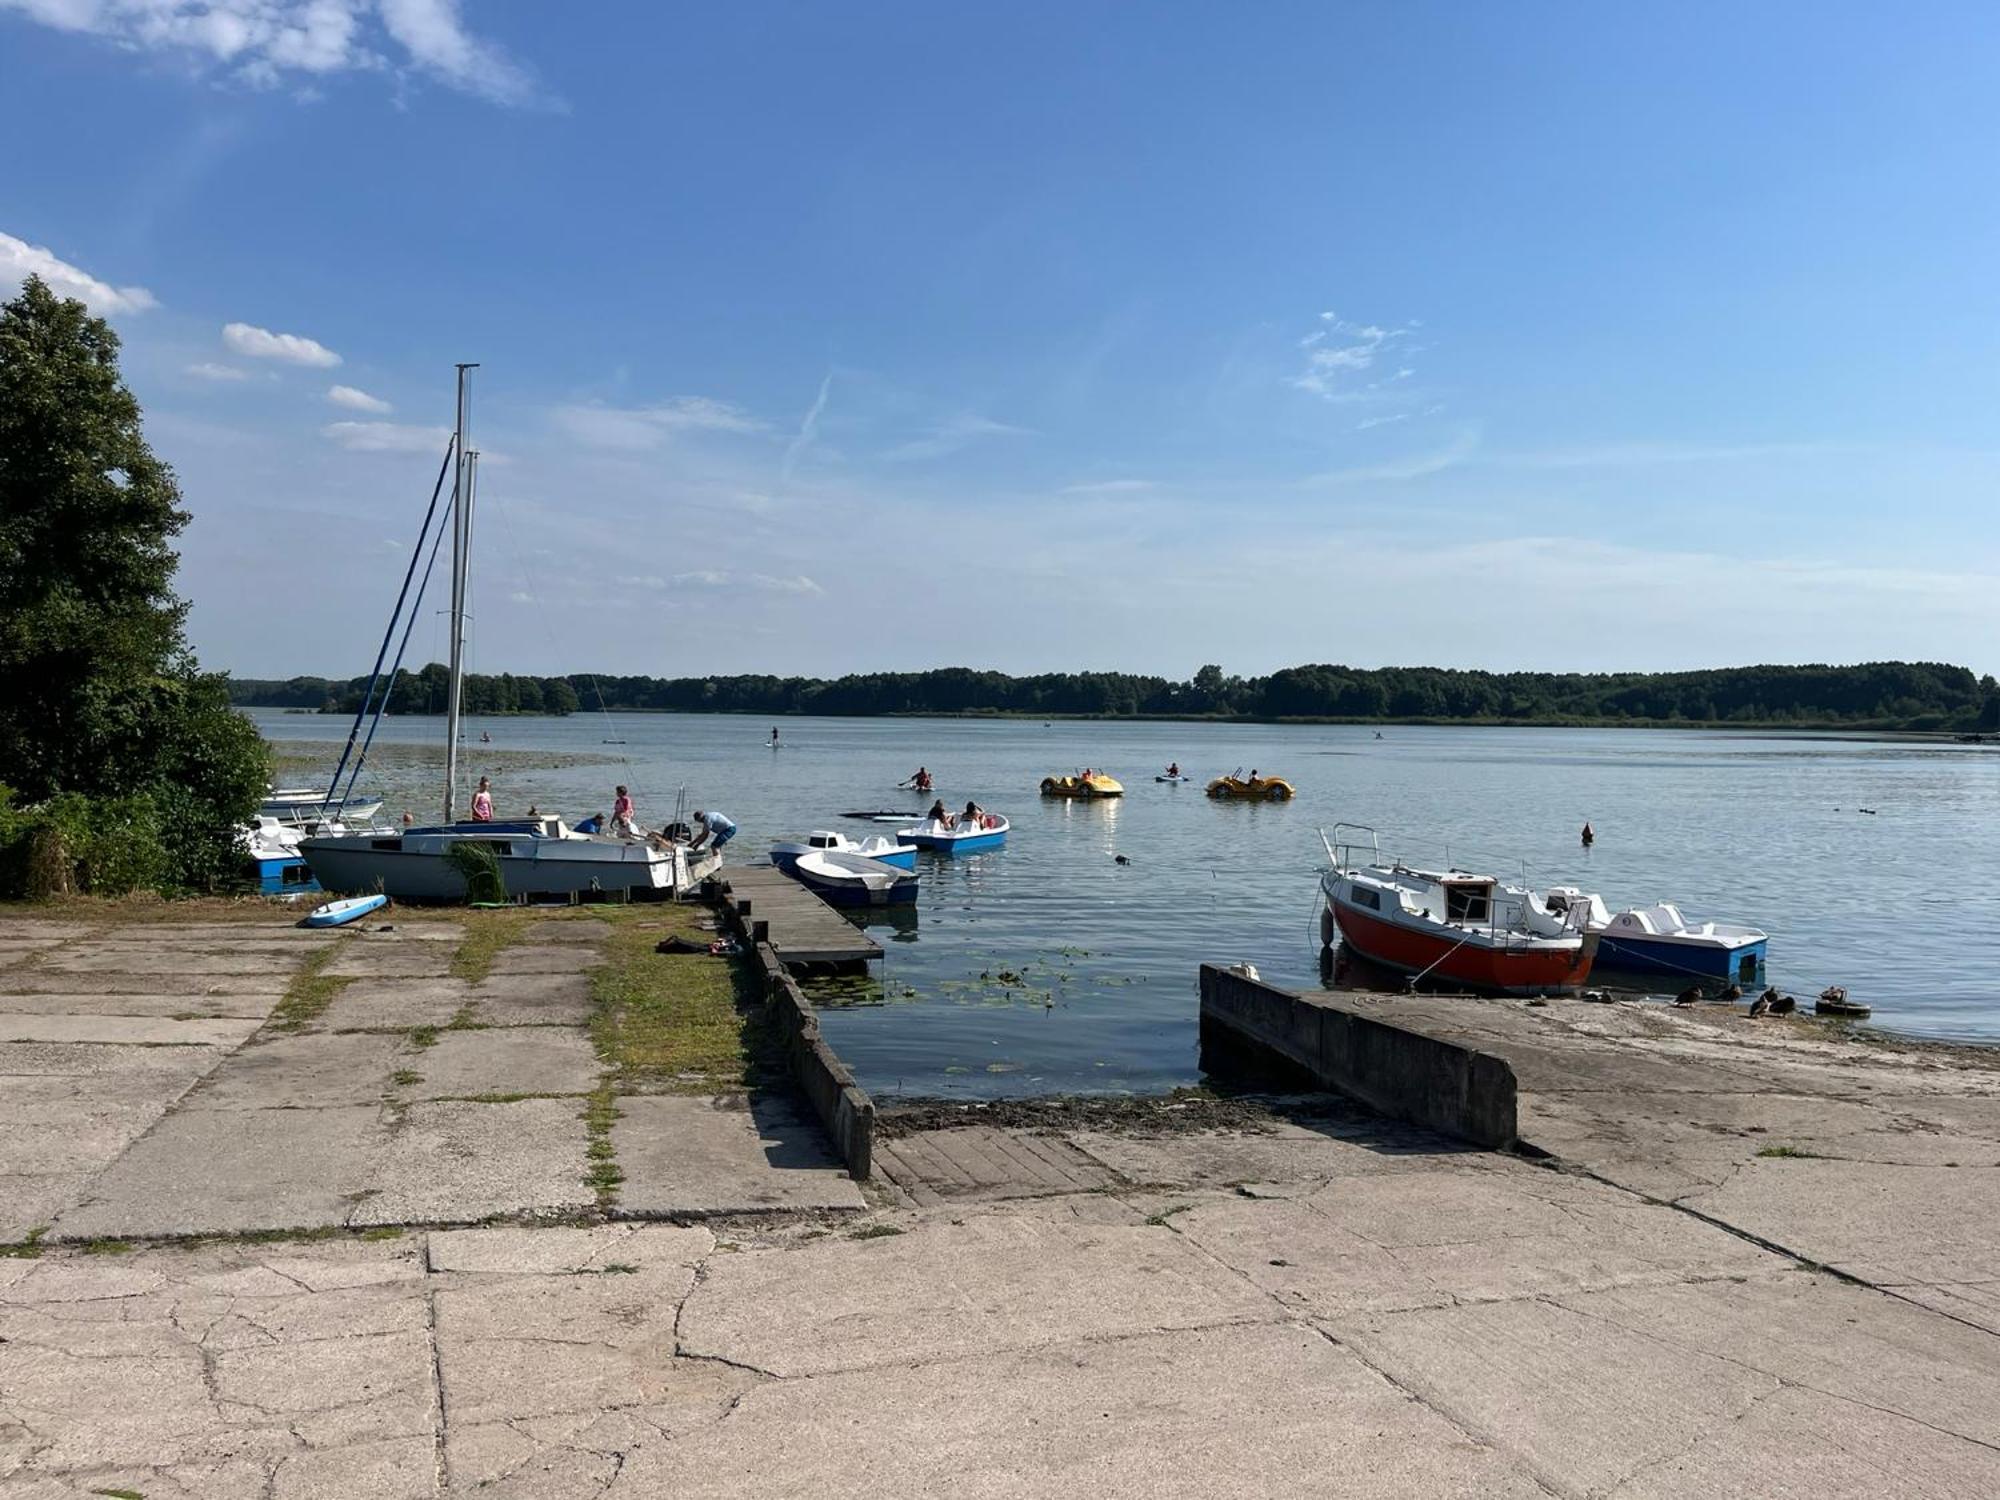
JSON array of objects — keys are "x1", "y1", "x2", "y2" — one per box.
[
  {"x1": 390, "y1": 1069, "x2": 422, "y2": 1087},
  {"x1": 407, "y1": 1025, "x2": 440, "y2": 1050},
  {"x1": 81, "y1": 1238, "x2": 134, "y2": 1256},
  {"x1": 584, "y1": 1086, "x2": 623, "y2": 1205},
  {"x1": 1, "y1": 1226, "x2": 47, "y2": 1259},
  {"x1": 270, "y1": 943, "x2": 351, "y2": 1032},
  {"x1": 1756, "y1": 1145, "x2": 1826, "y2": 1159},
  {"x1": 848, "y1": 1223, "x2": 904, "y2": 1241},
  {"x1": 586, "y1": 905, "x2": 779, "y2": 1095},
  {"x1": 449, "y1": 908, "x2": 553, "y2": 982},
  {"x1": 358, "y1": 1227, "x2": 403, "y2": 1242}
]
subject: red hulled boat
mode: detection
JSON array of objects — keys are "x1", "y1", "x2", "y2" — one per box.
[{"x1": 1318, "y1": 825, "x2": 1598, "y2": 996}]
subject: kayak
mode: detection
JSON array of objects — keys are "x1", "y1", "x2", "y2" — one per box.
[{"x1": 301, "y1": 893, "x2": 389, "y2": 928}]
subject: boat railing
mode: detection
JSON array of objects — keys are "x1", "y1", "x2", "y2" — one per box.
[{"x1": 1320, "y1": 822, "x2": 1382, "y2": 873}]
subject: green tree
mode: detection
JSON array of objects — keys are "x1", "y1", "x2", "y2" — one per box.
[{"x1": 0, "y1": 275, "x2": 267, "y2": 892}]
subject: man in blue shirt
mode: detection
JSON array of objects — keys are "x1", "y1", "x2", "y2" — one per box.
[{"x1": 689, "y1": 809, "x2": 737, "y2": 852}]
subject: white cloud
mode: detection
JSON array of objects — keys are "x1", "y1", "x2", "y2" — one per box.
[
  {"x1": 1060, "y1": 478, "x2": 1155, "y2": 495},
  {"x1": 0, "y1": 0, "x2": 549, "y2": 107},
  {"x1": 224, "y1": 320, "x2": 340, "y2": 367},
  {"x1": 322, "y1": 419, "x2": 449, "y2": 453},
  {"x1": 1291, "y1": 311, "x2": 1419, "y2": 401},
  {"x1": 327, "y1": 382, "x2": 390, "y2": 413},
  {"x1": 884, "y1": 413, "x2": 1032, "y2": 463},
  {"x1": 669, "y1": 569, "x2": 823, "y2": 596},
  {"x1": 0, "y1": 230, "x2": 156, "y2": 315},
  {"x1": 554, "y1": 396, "x2": 763, "y2": 451},
  {"x1": 186, "y1": 361, "x2": 249, "y2": 380},
  {"x1": 782, "y1": 370, "x2": 832, "y2": 480}
]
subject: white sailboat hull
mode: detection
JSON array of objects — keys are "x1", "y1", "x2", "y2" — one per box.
[{"x1": 301, "y1": 822, "x2": 721, "y2": 902}]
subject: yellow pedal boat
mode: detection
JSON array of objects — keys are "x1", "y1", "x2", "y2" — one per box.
[
  {"x1": 1205, "y1": 773, "x2": 1295, "y2": 801},
  {"x1": 1040, "y1": 772, "x2": 1124, "y2": 799}
]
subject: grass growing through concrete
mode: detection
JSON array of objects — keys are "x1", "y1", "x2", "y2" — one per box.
[
  {"x1": 1756, "y1": 1144, "x2": 1826, "y2": 1159},
  {"x1": 271, "y1": 944, "x2": 351, "y2": 1033},
  {"x1": 449, "y1": 908, "x2": 539, "y2": 982},
  {"x1": 586, "y1": 905, "x2": 780, "y2": 1095}
]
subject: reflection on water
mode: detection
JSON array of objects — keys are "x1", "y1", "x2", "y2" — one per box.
[{"x1": 250, "y1": 710, "x2": 2000, "y2": 1097}]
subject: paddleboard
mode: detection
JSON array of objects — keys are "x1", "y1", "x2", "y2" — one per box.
[
  {"x1": 301, "y1": 893, "x2": 389, "y2": 928},
  {"x1": 1156, "y1": 775, "x2": 1189, "y2": 783}
]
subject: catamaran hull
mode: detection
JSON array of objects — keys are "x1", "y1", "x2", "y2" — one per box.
[
  {"x1": 1327, "y1": 897, "x2": 1596, "y2": 995},
  {"x1": 1595, "y1": 934, "x2": 1766, "y2": 982}
]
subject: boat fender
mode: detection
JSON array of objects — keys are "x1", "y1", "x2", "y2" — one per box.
[{"x1": 1320, "y1": 906, "x2": 1335, "y2": 949}]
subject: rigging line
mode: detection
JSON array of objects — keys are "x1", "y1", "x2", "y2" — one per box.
[
  {"x1": 323, "y1": 435, "x2": 457, "y2": 810},
  {"x1": 342, "y1": 483, "x2": 456, "y2": 813}
]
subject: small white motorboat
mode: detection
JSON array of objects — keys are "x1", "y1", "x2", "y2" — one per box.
[
  {"x1": 771, "y1": 830, "x2": 919, "y2": 873},
  {"x1": 896, "y1": 813, "x2": 1009, "y2": 854},
  {"x1": 786, "y1": 850, "x2": 919, "y2": 907}
]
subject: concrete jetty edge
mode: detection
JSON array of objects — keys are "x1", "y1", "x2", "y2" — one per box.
[{"x1": 1198, "y1": 962, "x2": 1519, "y2": 1148}]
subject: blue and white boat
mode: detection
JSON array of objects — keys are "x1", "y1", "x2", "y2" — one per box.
[
  {"x1": 896, "y1": 813, "x2": 1009, "y2": 855},
  {"x1": 786, "y1": 850, "x2": 919, "y2": 907},
  {"x1": 770, "y1": 830, "x2": 918, "y2": 874},
  {"x1": 1549, "y1": 889, "x2": 1768, "y2": 984},
  {"x1": 241, "y1": 817, "x2": 321, "y2": 896}
]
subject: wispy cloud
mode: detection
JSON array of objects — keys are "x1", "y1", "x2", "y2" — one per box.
[
  {"x1": 1060, "y1": 478, "x2": 1155, "y2": 495},
  {"x1": 554, "y1": 396, "x2": 762, "y2": 452},
  {"x1": 0, "y1": 0, "x2": 552, "y2": 107},
  {"x1": 327, "y1": 383, "x2": 391, "y2": 413},
  {"x1": 186, "y1": 361, "x2": 249, "y2": 381},
  {"x1": 1291, "y1": 310, "x2": 1421, "y2": 402},
  {"x1": 1355, "y1": 413, "x2": 1408, "y2": 432},
  {"x1": 1309, "y1": 426, "x2": 1481, "y2": 484},
  {"x1": 224, "y1": 320, "x2": 340, "y2": 367},
  {"x1": 782, "y1": 370, "x2": 832, "y2": 481},
  {"x1": 670, "y1": 569, "x2": 823, "y2": 596},
  {"x1": 884, "y1": 413, "x2": 1032, "y2": 463},
  {"x1": 321, "y1": 420, "x2": 449, "y2": 454},
  {"x1": 0, "y1": 230, "x2": 156, "y2": 314}
]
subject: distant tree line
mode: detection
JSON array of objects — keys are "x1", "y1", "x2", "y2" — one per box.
[
  {"x1": 231, "y1": 664, "x2": 580, "y2": 717},
  {"x1": 228, "y1": 660, "x2": 2000, "y2": 732}
]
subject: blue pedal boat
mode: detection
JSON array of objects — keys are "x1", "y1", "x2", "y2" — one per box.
[
  {"x1": 896, "y1": 814, "x2": 1009, "y2": 855},
  {"x1": 1550, "y1": 889, "x2": 1768, "y2": 984}
]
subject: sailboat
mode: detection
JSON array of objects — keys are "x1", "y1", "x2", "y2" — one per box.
[{"x1": 300, "y1": 367, "x2": 716, "y2": 903}]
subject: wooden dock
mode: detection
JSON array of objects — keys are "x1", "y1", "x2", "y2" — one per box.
[{"x1": 714, "y1": 864, "x2": 881, "y2": 970}]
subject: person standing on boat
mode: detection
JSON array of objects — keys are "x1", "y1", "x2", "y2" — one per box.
[
  {"x1": 770, "y1": 727, "x2": 780, "y2": 746},
  {"x1": 610, "y1": 785, "x2": 637, "y2": 838},
  {"x1": 689, "y1": 809, "x2": 737, "y2": 852},
  {"x1": 470, "y1": 777, "x2": 494, "y2": 822}
]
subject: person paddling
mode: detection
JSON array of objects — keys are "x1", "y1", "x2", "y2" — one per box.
[{"x1": 1165, "y1": 762, "x2": 1180, "y2": 778}]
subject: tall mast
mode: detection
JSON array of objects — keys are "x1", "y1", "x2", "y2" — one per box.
[{"x1": 443, "y1": 362, "x2": 478, "y2": 821}]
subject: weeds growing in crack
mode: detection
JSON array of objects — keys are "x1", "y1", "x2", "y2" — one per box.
[{"x1": 271, "y1": 944, "x2": 352, "y2": 1032}]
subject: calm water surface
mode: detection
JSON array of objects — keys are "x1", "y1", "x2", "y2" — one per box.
[{"x1": 250, "y1": 710, "x2": 2000, "y2": 1095}]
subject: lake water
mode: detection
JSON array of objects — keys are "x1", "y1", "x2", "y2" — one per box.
[{"x1": 249, "y1": 709, "x2": 2000, "y2": 1096}]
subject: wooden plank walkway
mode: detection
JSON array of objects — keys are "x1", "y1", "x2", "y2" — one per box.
[{"x1": 717, "y1": 863, "x2": 881, "y2": 968}]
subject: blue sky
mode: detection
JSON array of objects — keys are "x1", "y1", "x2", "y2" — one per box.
[{"x1": 5, "y1": 2, "x2": 1999, "y2": 680}]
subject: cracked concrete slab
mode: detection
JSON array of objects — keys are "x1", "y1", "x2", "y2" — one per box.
[
  {"x1": 0, "y1": 972, "x2": 288, "y2": 997},
  {"x1": 1066, "y1": 1121, "x2": 1465, "y2": 1189},
  {"x1": 1173, "y1": 1161, "x2": 1774, "y2": 1316},
  {"x1": 182, "y1": 1031, "x2": 406, "y2": 1110},
  {"x1": 323, "y1": 944, "x2": 457, "y2": 979},
  {"x1": 321, "y1": 978, "x2": 474, "y2": 1030},
  {"x1": 676, "y1": 1210, "x2": 1277, "y2": 1377},
  {"x1": 1333, "y1": 1293, "x2": 1781, "y2": 1496},
  {"x1": 349, "y1": 1098, "x2": 592, "y2": 1226},
  {"x1": 427, "y1": 1224, "x2": 711, "y2": 1275},
  {"x1": 0, "y1": 990, "x2": 277, "y2": 1019},
  {"x1": 36, "y1": 947, "x2": 304, "y2": 976},
  {"x1": 399, "y1": 1027, "x2": 601, "y2": 1101},
  {"x1": 484, "y1": 944, "x2": 601, "y2": 976},
  {"x1": 0, "y1": 1013, "x2": 261, "y2": 1045},
  {"x1": 612, "y1": 1095, "x2": 864, "y2": 1218},
  {"x1": 49, "y1": 1105, "x2": 390, "y2": 1240},
  {"x1": 1681, "y1": 1159, "x2": 2000, "y2": 1286},
  {"x1": 461, "y1": 974, "x2": 594, "y2": 1027},
  {"x1": 628, "y1": 1321, "x2": 1549, "y2": 1499}
]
